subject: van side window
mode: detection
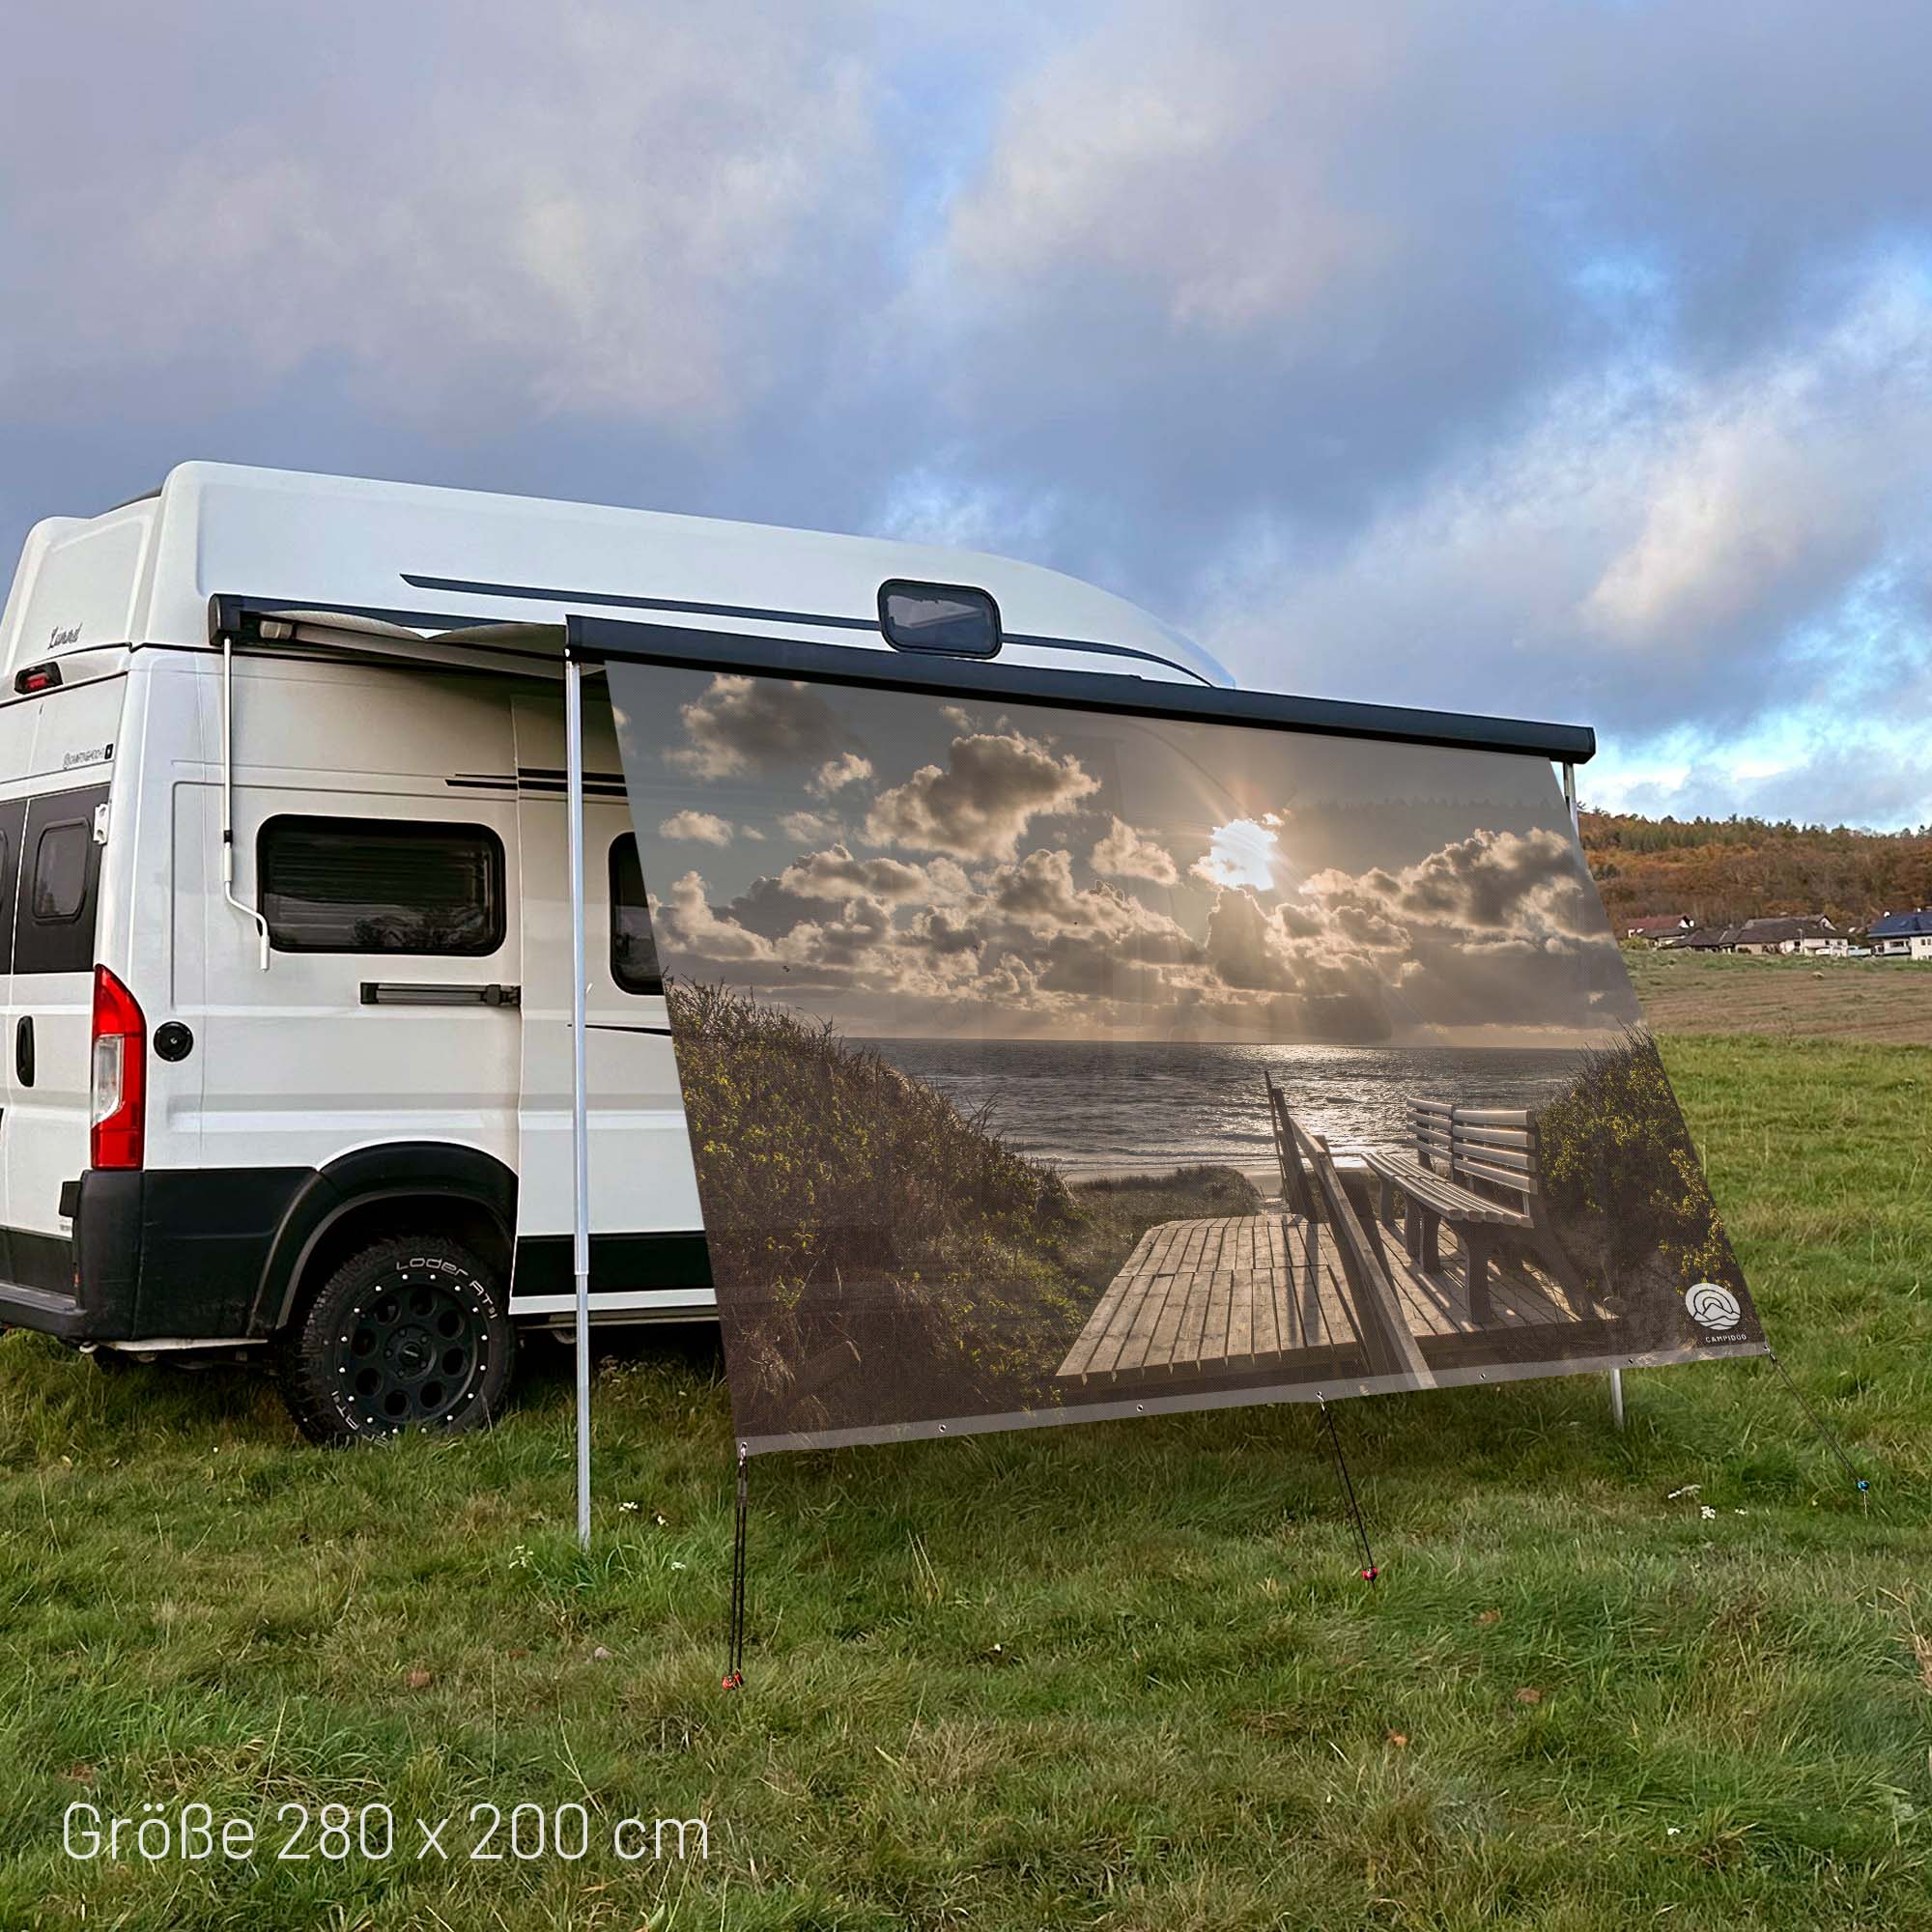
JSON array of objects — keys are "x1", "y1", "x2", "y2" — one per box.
[
  {"x1": 14, "y1": 785, "x2": 107, "y2": 975},
  {"x1": 259, "y1": 816, "x2": 505, "y2": 955},
  {"x1": 609, "y1": 834, "x2": 663, "y2": 994},
  {"x1": 31, "y1": 823, "x2": 89, "y2": 922}
]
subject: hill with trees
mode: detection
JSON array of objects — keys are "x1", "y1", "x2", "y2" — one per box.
[{"x1": 1580, "y1": 810, "x2": 1932, "y2": 931}]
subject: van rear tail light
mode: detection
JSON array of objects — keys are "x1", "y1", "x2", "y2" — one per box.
[{"x1": 90, "y1": 966, "x2": 146, "y2": 1170}]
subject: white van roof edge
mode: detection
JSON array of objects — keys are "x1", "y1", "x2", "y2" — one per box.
[{"x1": 2, "y1": 460, "x2": 1234, "y2": 690}]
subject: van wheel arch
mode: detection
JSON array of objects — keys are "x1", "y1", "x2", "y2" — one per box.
[{"x1": 256, "y1": 1144, "x2": 518, "y2": 1336}]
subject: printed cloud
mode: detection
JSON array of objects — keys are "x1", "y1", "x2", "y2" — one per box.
[
  {"x1": 809, "y1": 752, "x2": 874, "y2": 796},
  {"x1": 1091, "y1": 816, "x2": 1180, "y2": 885},
  {"x1": 865, "y1": 729, "x2": 1100, "y2": 861},
  {"x1": 642, "y1": 811, "x2": 1629, "y2": 1042},
  {"x1": 658, "y1": 810, "x2": 734, "y2": 844},
  {"x1": 666, "y1": 674, "x2": 841, "y2": 781}
]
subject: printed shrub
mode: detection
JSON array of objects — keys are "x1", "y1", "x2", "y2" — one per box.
[
  {"x1": 666, "y1": 984, "x2": 1086, "y2": 1434},
  {"x1": 1537, "y1": 1026, "x2": 1742, "y2": 1293}
]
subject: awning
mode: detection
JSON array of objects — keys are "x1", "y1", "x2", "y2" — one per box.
[{"x1": 590, "y1": 617, "x2": 1757, "y2": 1462}]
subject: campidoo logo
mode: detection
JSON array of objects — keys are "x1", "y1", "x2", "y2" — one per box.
[{"x1": 1685, "y1": 1282, "x2": 1743, "y2": 1332}]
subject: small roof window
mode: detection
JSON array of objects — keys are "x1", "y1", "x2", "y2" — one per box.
[{"x1": 878, "y1": 580, "x2": 1001, "y2": 658}]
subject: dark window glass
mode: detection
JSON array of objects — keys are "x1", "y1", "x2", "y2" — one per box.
[
  {"x1": 14, "y1": 785, "x2": 106, "y2": 975},
  {"x1": 260, "y1": 816, "x2": 504, "y2": 955},
  {"x1": 610, "y1": 834, "x2": 663, "y2": 994},
  {"x1": 878, "y1": 579, "x2": 1002, "y2": 658},
  {"x1": 30, "y1": 821, "x2": 89, "y2": 922}
]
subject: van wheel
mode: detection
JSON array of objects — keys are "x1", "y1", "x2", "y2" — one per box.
[{"x1": 275, "y1": 1236, "x2": 515, "y2": 1446}]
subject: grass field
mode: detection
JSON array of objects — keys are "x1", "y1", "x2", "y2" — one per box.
[
  {"x1": 1624, "y1": 947, "x2": 1932, "y2": 1043},
  {"x1": 2, "y1": 1030, "x2": 1929, "y2": 1927}
]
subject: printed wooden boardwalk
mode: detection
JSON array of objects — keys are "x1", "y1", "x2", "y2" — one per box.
[
  {"x1": 1056, "y1": 1213, "x2": 1367, "y2": 1385},
  {"x1": 1056, "y1": 1208, "x2": 1606, "y2": 1388},
  {"x1": 1373, "y1": 1222, "x2": 1612, "y2": 1360}
]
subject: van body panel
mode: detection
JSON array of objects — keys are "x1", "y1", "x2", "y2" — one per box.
[
  {"x1": 509, "y1": 693, "x2": 707, "y2": 1319},
  {"x1": 192, "y1": 657, "x2": 523, "y2": 1180}
]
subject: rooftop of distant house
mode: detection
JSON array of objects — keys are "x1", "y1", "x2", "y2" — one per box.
[
  {"x1": 1667, "y1": 914, "x2": 1845, "y2": 949},
  {"x1": 1867, "y1": 908, "x2": 1932, "y2": 939}
]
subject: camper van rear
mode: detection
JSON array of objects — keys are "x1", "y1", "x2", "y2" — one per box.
[{"x1": 0, "y1": 462, "x2": 1233, "y2": 1441}]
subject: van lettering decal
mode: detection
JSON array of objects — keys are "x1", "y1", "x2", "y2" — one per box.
[{"x1": 48, "y1": 623, "x2": 81, "y2": 649}]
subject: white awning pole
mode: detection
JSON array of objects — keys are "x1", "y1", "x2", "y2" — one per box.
[
  {"x1": 1564, "y1": 757, "x2": 1625, "y2": 1435},
  {"x1": 218, "y1": 637, "x2": 272, "y2": 970},
  {"x1": 566, "y1": 657, "x2": 593, "y2": 1547}
]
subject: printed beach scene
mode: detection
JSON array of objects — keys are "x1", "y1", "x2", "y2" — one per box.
[{"x1": 608, "y1": 662, "x2": 1762, "y2": 1450}]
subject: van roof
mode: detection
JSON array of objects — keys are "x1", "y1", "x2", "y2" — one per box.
[{"x1": 0, "y1": 461, "x2": 1232, "y2": 688}]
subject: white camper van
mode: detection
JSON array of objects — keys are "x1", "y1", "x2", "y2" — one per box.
[{"x1": 0, "y1": 463, "x2": 1231, "y2": 1440}]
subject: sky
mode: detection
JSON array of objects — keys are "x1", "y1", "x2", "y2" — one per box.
[
  {"x1": 613, "y1": 663, "x2": 1639, "y2": 1043},
  {"x1": 5, "y1": 2, "x2": 1931, "y2": 827}
]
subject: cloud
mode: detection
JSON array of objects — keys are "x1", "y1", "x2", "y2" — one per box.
[
  {"x1": 809, "y1": 752, "x2": 874, "y2": 796},
  {"x1": 1199, "y1": 265, "x2": 1932, "y2": 745},
  {"x1": 780, "y1": 845, "x2": 969, "y2": 905},
  {"x1": 9, "y1": 2, "x2": 1932, "y2": 824},
  {"x1": 666, "y1": 674, "x2": 841, "y2": 781},
  {"x1": 865, "y1": 729, "x2": 1100, "y2": 861},
  {"x1": 1091, "y1": 815, "x2": 1179, "y2": 885},
  {"x1": 653, "y1": 871, "x2": 781, "y2": 966},
  {"x1": 0, "y1": 2, "x2": 888, "y2": 430},
  {"x1": 780, "y1": 810, "x2": 839, "y2": 843},
  {"x1": 658, "y1": 810, "x2": 734, "y2": 844}
]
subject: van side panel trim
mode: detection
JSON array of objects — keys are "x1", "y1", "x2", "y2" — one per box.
[
  {"x1": 511, "y1": 1232, "x2": 712, "y2": 1302},
  {"x1": 138, "y1": 1168, "x2": 312, "y2": 1335},
  {"x1": 2, "y1": 1226, "x2": 77, "y2": 1296},
  {"x1": 0, "y1": 1170, "x2": 308, "y2": 1342},
  {"x1": 0, "y1": 1151, "x2": 714, "y2": 1343}
]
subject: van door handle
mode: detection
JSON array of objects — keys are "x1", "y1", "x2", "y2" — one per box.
[
  {"x1": 14, "y1": 1015, "x2": 33, "y2": 1088},
  {"x1": 358, "y1": 982, "x2": 523, "y2": 1008}
]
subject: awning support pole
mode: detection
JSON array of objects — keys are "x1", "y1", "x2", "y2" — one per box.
[
  {"x1": 1563, "y1": 757, "x2": 1625, "y2": 1435},
  {"x1": 566, "y1": 657, "x2": 593, "y2": 1548},
  {"x1": 218, "y1": 637, "x2": 271, "y2": 970}
]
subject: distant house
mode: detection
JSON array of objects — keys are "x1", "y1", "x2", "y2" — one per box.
[
  {"x1": 1867, "y1": 909, "x2": 1932, "y2": 960},
  {"x1": 1623, "y1": 914, "x2": 1694, "y2": 945},
  {"x1": 1670, "y1": 916, "x2": 1848, "y2": 956},
  {"x1": 1670, "y1": 923, "x2": 1740, "y2": 952},
  {"x1": 1730, "y1": 916, "x2": 1849, "y2": 957}
]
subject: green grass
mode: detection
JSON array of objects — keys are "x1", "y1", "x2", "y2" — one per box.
[{"x1": 2, "y1": 1036, "x2": 1929, "y2": 1927}]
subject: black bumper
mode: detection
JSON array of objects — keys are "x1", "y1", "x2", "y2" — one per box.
[{"x1": 0, "y1": 1168, "x2": 309, "y2": 1344}]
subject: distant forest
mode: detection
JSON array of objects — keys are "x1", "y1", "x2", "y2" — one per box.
[{"x1": 1580, "y1": 810, "x2": 1932, "y2": 931}]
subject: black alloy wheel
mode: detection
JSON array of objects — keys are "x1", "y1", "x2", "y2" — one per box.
[{"x1": 276, "y1": 1235, "x2": 516, "y2": 1445}]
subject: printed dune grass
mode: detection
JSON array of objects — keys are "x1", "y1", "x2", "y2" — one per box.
[
  {"x1": 0, "y1": 1030, "x2": 1929, "y2": 1927},
  {"x1": 668, "y1": 981, "x2": 1263, "y2": 1438},
  {"x1": 1534, "y1": 1026, "x2": 1750, "y2": 1331}
]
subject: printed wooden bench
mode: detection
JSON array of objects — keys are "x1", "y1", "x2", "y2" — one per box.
[
  {"x1": 1056, "y1": 1085, "x2": 1603, "y2": 1396},
  {"x1": 1361, "y1": 1100, "x2": 1588, "y2": 1323}
]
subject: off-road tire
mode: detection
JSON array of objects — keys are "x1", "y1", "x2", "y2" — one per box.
[{"x1": 274, "y1": 1235, "x2": 515, "y2": 1445}]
